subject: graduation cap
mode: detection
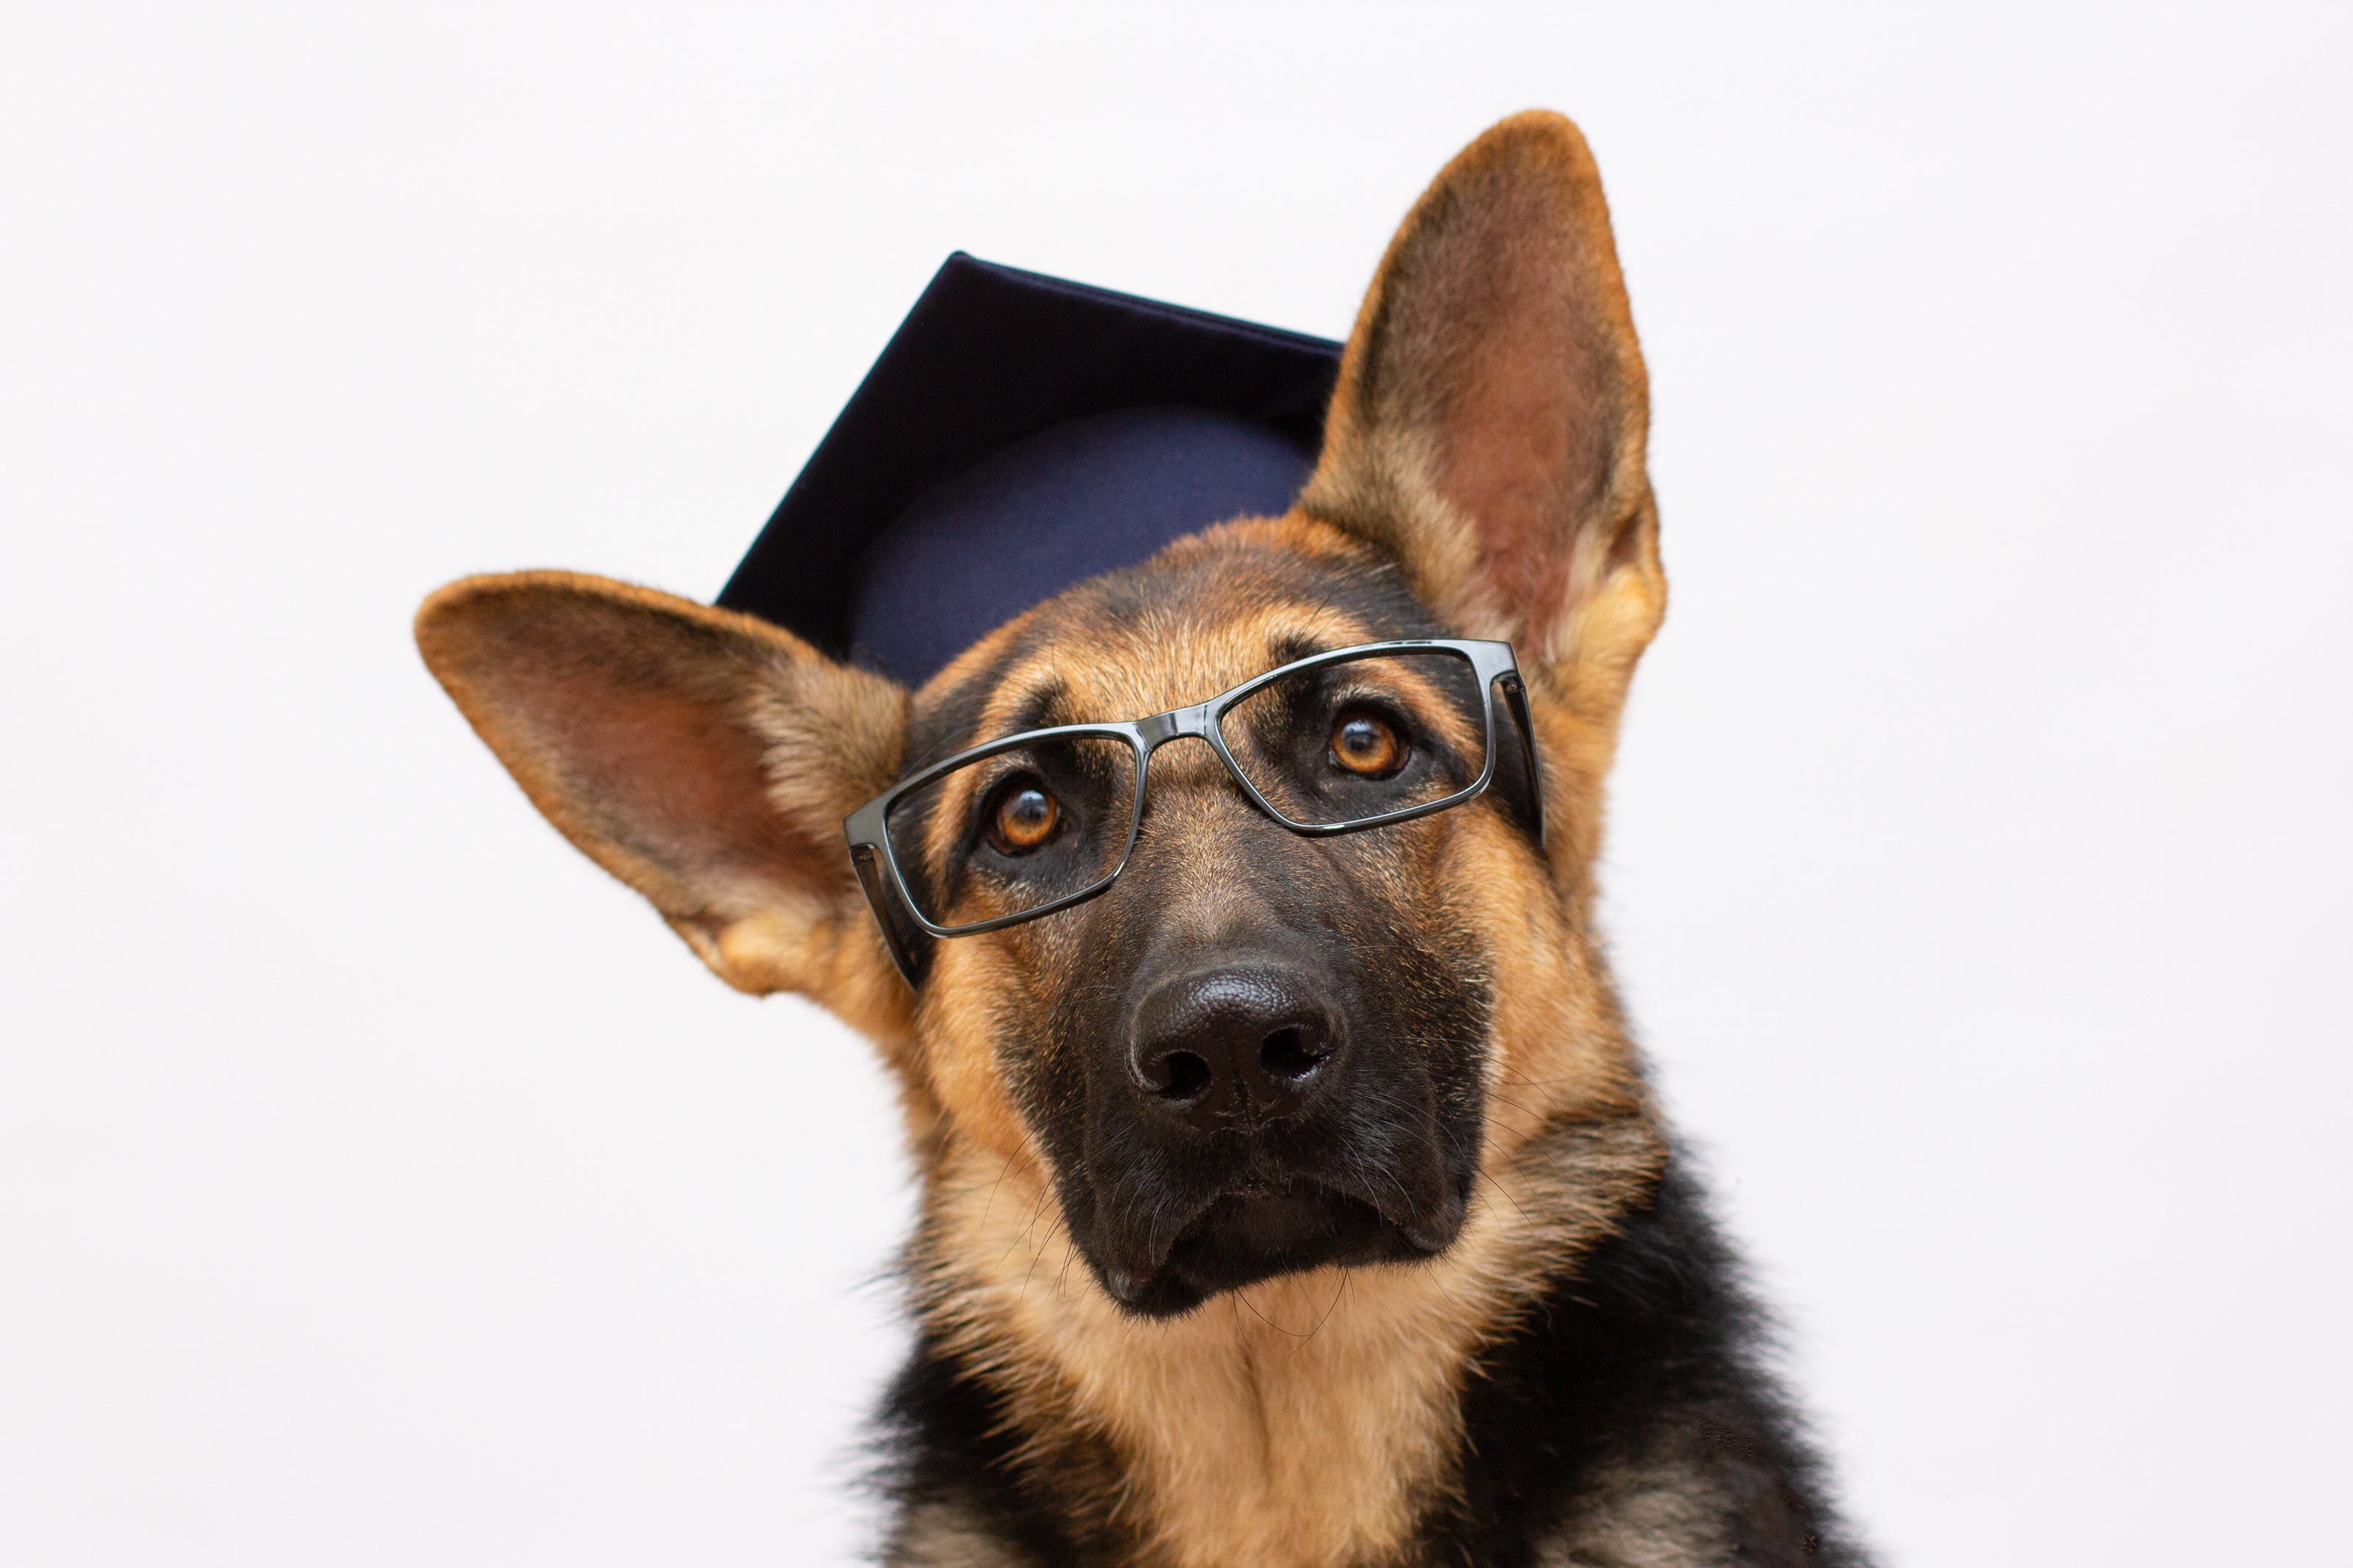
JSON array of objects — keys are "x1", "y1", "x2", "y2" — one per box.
[{"x1": 715, "y1": 253, "x2": 1343, "y2": 687}]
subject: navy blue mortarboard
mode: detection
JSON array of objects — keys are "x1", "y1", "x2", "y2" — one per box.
[{"x1": 715, "y1": 254, "x2": 1343, "y2": 687}]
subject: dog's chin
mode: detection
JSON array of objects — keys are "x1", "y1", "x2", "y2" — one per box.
[{"x1": 1096, "y1": 1184, "x2": 1460, "y2": 1320}]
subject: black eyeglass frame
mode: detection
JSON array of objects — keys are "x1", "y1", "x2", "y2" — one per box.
[{"x1": 842, "y1": 637, "x2": 1543, "y2": 987}]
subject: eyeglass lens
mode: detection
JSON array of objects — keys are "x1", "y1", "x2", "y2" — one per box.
[
  {"x1": 1217, "y1": 649, "x2": 1490, "y2": 826},
  {"x1": 883, "y1": 734, "x2": 1139, "y2": 928}
]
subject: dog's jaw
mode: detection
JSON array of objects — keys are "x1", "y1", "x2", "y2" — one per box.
[{"x1": 1093, "y1": 1174, "x2": 1469, "y2": 1318}]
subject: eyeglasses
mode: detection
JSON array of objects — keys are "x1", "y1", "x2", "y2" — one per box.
[{"x1": 843, "y1": 639, "x2": 1542, "y2": 986}]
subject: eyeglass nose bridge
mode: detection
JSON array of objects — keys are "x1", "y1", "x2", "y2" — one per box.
[
  {"x1": 1124, "y1": 703, "x2": 1234, "y2": 828},
  {"x1": 1134, "y1": 703, "x2": 1217, "y2": 750}
]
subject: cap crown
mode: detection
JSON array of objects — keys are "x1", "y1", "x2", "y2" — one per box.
[{"x1": 717, "y1": 254, "x2": 1342, "y2": 686}]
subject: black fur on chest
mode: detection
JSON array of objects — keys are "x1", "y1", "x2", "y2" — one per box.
[{"x1": 869, "y1": 1159, "x2": 1871, "y2": 1567}]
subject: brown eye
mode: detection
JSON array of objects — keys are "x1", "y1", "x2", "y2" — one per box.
[
  {"x1": 987, "y1": 779, "x2": 1060, "y2": 854},
  {"x1": 1329, "y1": 710, "x2": 1404, "y2": 777}
]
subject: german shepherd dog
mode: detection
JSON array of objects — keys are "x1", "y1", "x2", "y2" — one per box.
[{"x1": 417, "y1": 112, "x2": 1870, "y2": 1567}]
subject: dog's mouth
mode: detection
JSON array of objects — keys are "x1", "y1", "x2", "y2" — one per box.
[{"x1": 1098, "y1": 1177, "x2": 1461, "y2": 1318}]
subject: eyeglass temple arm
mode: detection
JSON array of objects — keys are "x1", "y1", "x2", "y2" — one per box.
[
  {"x1": 850, "y1": 842, "x2": 929, "y2": 987},
  {"x1": 1497, "y1": 671, "x2": 1546, "y2": 850}
]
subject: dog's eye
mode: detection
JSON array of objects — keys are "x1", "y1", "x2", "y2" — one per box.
[
  {"x1": 986, "y1": 777, "x2": 1062, "y2": 854},
  {"x1": 1329, "y1": 709, "x2": 1406, "y2": 778}
]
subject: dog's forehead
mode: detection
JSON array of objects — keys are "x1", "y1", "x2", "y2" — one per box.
[
  {"x1": 908, "y1": 523, "x2": 1433, "y2": 752},
  {"x1": 1022, "y1": 593, "x2": 1350, "y2": 722}
]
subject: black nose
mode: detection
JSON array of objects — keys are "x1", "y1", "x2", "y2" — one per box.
[{"x1": 1129, "y1": 967, "x2": 1342, "y2": 1129}]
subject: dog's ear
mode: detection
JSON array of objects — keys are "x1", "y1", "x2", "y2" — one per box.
[
  {"x1": 1302, "y1": 110, "x2": 1663, "y2": 716},
  {"x1": 415, "y1": 571, "x2": 912, "y2": 1039}
]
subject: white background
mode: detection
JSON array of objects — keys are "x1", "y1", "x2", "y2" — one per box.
[{"x1": 4, "y1": 4, "x2": 2348, "y2": 1564}]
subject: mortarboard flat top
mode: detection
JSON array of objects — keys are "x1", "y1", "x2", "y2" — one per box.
[{"x1": 715, "y1": 253, "x2": 1343, "y2": 687}]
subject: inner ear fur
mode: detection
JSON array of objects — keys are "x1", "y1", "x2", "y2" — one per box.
[
  {"x1": 415, "y1": 570, "x2": 910, "y2": 1035},
  {"x1": 1301, "y1": 110, "x2": 1665, "y2": 715}
]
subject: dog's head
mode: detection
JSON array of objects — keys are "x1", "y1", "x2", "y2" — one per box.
[{"x1": 417, "y1": 112, "x2": 1662, "y2": 1318}]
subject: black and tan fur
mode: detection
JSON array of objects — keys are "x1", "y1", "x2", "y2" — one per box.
[{"x1": 416, "y1": 112, "x2": 1871, "y2": 1566}]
